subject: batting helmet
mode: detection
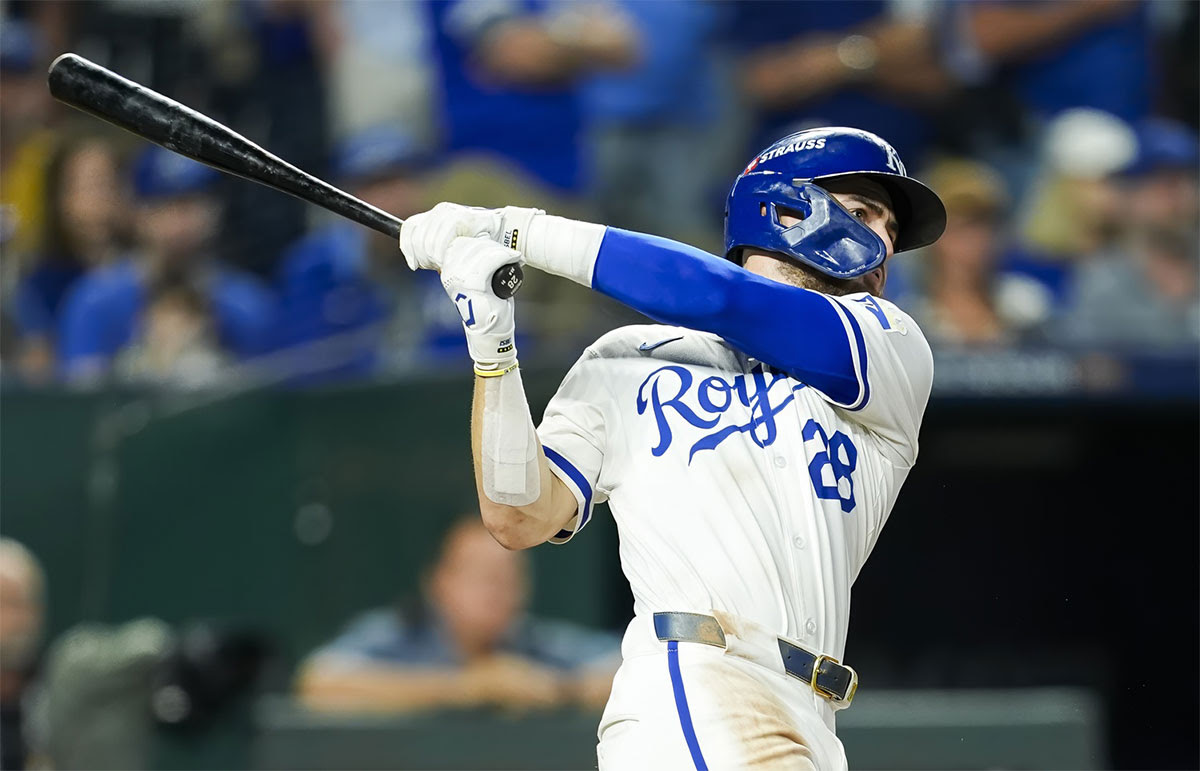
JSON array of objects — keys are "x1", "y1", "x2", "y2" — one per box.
[{"x1": 724, "y1": 127, "x2": 946, "y2": 279}]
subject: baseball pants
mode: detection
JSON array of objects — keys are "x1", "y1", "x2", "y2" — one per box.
[{"x1": 596, "y1": 617, "x2": 847, "y2": 770}]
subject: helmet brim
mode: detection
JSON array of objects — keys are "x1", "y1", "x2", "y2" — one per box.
[{"x1": 815, "y1": 171, "x2": 947, "y2": 253}]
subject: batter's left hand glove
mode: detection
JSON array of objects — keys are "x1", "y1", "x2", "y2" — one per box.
[
  {"x1": 440, "y1": 236, "x2": 523, "y2": 373},
  {"x1": 399, "y1": 202, "x2": 542, "y2": 271}
]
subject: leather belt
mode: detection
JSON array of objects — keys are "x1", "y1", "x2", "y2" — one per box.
[{"x1": 653, "y1": 611, "x2": 859, "y2": 707}]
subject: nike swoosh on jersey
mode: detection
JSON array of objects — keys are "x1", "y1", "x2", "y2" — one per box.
[{"x1": 638, "y1": 336, "x2": 684, "y2": 353}]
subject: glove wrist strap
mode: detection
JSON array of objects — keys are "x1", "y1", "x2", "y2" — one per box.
[{"x1": 474, "y1": 360, "x2": 520, "y2": 378}]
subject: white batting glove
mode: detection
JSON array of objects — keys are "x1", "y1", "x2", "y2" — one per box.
[
  {"x1": 441, "y1": 236, "x2": 523, "y2": 373},
  {"x1": 398, "y1": 202, "x2": 543, "y2": 272}
]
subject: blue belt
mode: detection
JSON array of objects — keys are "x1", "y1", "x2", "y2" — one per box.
[{"x1": 653, "y1": 611, "x2": 859, "y2": 707}]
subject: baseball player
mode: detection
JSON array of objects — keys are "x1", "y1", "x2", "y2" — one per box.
[{"x1": 399, "y1": 127, "x2": 946, "y2": 770}]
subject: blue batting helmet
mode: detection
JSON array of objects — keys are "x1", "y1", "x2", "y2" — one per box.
[{"x1": 724, "y1": 127, "x2": 946, "y2": 279}]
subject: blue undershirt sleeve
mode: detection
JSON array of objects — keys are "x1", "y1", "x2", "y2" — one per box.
[{"x1": 591, "y1": 228, "x2": 866, "y2": 406}]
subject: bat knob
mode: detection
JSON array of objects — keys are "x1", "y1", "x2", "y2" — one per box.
[{"x1": 491, "y1": 263, "x2": 524, "y2": 299}]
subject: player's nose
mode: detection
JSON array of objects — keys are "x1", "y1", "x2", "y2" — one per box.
[{"x1": 879, "y1": 229, "x2": 895, "y2": 260}]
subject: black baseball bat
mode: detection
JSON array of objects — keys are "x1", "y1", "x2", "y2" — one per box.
[{"x1": 46, "y1": 53, "x2": 523, "y2": 299}]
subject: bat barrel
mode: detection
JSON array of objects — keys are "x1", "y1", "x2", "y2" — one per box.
[
  {"x1": 46, "y1": 53, "x2": 524, "y2": 298},
  {"x1": 47, "y1": 53, "x2": 402, "y2": 239}
]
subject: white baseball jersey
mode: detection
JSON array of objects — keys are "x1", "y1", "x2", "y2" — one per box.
[{"x1": 535, "y1": 291, "x2": 933, "y2": 767}]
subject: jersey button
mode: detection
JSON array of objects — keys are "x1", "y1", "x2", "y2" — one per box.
[
  {"x1": 792, "y1": 535, "x2": 806, "y2": 549},
  {"x1": 805, "y1": 619, "x2": 817, "y2": 636},
  {"x1": 773, "y1": 456, "x2": 787, "y2": 468}
]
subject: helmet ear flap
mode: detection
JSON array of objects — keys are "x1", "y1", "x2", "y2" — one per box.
[{"x1": 735, "y1": 196, "x2": 814, "y2": 266}]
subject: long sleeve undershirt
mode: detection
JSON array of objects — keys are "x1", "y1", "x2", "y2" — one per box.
[{"x1": 591, "y1": 228, "x2": 865, "y2": 405}]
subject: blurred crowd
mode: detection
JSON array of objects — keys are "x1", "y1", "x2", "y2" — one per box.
[
  {"x1": 296, "y1": 516, "x2": 619, "y2": 714},
  {"x1": 0, "y1": 520, "x2": 622, "y2": 769},
  {"x1": 1, "y1": 0, "x2": 1197, "y2": 389}
]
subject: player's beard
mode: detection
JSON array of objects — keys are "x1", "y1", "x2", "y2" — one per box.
[{"x1": 774, "y1": 257, "x2": 862, "y2": 297}]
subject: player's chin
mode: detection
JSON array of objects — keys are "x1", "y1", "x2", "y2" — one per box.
[
  {"x1": 861, "y1": 266, "x2": 885, "y2": 297},
  {"x1": 827, "y1": 262, "x2": 886, "y2": 297}
]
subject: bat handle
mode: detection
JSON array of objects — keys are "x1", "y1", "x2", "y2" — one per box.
[{"x1": 491, "y1": 263, "x2": 524, "y2": 299}]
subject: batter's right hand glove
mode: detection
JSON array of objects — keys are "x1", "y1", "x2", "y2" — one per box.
[
  {"x1": 399, "y1": 202, "x2": 543, "y2": 271},
  {"x1": 440, "y1": 236, "x2": 524, "y2": 374}
]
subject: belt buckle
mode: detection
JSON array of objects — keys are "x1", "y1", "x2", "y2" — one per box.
[{"x1": 810, "y1": 654, "x2": 859, "y2": 708}]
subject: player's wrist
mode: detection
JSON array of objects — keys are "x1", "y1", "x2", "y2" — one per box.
[
  {"x1": 498, "y1": 206, "x2": 543, "y2": 252},
  {"x1": 514, "y1": 212, "x2": 606, "y2": 287},
  {"x1": 474, "y1": 359, "x2": 519, "y2": 378}
]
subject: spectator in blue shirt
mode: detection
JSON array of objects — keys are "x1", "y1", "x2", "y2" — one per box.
[
  {"x1": 731, "y1": 0, "x2": 948, "y2": 164},
  {"x1": 429, "y1": 0, "x2": 635, "y2": 195},
  {"x1": 949, "y1": 1, "x2": 1149, "y2": 124},
  {"x1": 1054, "y1": 118, "x2": 1200, "y2": 349},
  {"x1": 12, "y1": 133, "x2": 128, "y2": 382},
  {"x1": 297, "y1": 515, "x2": 620, "y2": 712},
  {"x1": 58, "y1": 146, "x2": 275, "y2": 383},
  {"x1": 1122, "y1": 118, "x2": 1200, "y2": 242},
  {"x1": 272, "y1": 126, "x2": 433, "y2": 382},
  {"x1": 581, "y1": 0, "x2": 723, "y2": 248},
  {"x1": 111, "y1": 274, "x2": 233, "y2": 389}
]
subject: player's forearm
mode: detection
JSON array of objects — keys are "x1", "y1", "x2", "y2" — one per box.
[{"x1": 470, "y1": 374, "x2": 577, "y2": 549}]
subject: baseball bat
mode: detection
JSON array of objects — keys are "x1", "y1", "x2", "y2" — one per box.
[{"x1": 46, "y1": 53, "x2": 523, "y2": 298}]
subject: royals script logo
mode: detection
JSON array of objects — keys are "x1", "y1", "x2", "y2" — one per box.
[{"x1": 636, "y1": 364, "x2": 806, "y2": 463}]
